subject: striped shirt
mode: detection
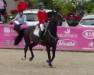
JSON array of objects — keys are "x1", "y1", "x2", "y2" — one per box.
[{"x1": 12, "y1": 14, "x2": 26, "y2": 25}]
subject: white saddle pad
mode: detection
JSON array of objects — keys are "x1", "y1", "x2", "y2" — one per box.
[{"x1": 34, "y1": 28, "x2": 39, "y2": 37}]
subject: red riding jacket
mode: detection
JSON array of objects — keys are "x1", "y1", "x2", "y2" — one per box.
[
  {"x1": 37, "y1": 10, "x2": 49, "y2": 26},
  {"x1": 17, "y1": 2, "x2": 28, "y2": 12}
]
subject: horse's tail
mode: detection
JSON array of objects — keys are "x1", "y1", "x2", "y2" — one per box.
[{"x1": 14, "y1": 28, "x2": 25, "y2": 45}]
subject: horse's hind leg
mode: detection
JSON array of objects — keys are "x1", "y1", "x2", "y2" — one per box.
[
  {"x1": 29, "y1": 42, "x2": 37, "y2": 61},
  {"x1": 22, "y1": 44, "x2": 28, "y2": 60}
]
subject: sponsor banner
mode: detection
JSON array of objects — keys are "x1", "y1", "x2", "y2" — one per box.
[
  {"x1": 57, "y1": 27, "x2": 94, "y2": 51},
  {"x1": 0, "y1": 25, "x2": 94, "y2": 51},
  {"x1": 0, "y1": 25, "x2": 45, "y2": 49}
]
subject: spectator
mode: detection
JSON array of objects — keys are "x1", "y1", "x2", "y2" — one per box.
[
  {"x1": 9, "y1": 10, "x2": 26, "y2": 33},
  {"x1": 17, "y1": 0, "x2": 28, "y2": 13},
  {"x1": 0, "y1": 0, "x2": 7, "y2": 23}
]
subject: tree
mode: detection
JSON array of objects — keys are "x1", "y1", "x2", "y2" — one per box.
[
  {"x1": 90, "y1": 0, "x2": 94, "y2": 3},
  {"x1": 83, "y1": 1, "x2": 94, "y2": 13},
  {"x1": 26, "y1": 0, "x2": 32, "y2": 8}
]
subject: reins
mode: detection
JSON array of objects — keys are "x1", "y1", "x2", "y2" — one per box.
[
  {"x1": 43, "y1": 12, "x2": 59, "y2": 42},
  {"x1": 48, "y1": 30, "x2": 57, "y2": 41},
  {"x1": 42, "y1": 23, "x2": 57, "y2": 42}
]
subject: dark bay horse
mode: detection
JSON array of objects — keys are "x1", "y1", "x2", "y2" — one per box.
[{"x1": 14, "y1": 11, "x2": 61, "y2": 67}]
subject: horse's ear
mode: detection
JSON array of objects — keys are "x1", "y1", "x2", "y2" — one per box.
[
  {"x1": 52, "y1": 10, "x2": 57, "y2": 14},
  {"x1": 55, "y1": 6, "x2": 59, "y2": 12}
]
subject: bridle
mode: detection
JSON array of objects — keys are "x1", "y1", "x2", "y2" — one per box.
[
  {"x1": 43, "y1": 23, "x2": 58, "y2": 42},
  {"x1": 48, "y1": 30, "x2": 58, "y2": 41}
]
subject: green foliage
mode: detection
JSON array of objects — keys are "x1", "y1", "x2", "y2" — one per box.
[
  {"x1": 26, "y1": 0, "x2": 94, "y2": 15},
  {"x1": 90, "y1": 0, "x2": 94, "y2": 3},
  {"x1": 37, "y1": 0, "x2": 55, "y2": 9},
  {"x1": 83, "y1": 1, "x2": 94, "y2": 13},
  {"x1": 38, "y1": 0, "x2": 49, "y2": 6},
  {"x1": 26, "y1": 0, "x2": 32, "y2": 8},
  {"x1": 90, "y1": 8, "x2": 94, "y2": 14},
  {"x1": 57, "y1": 2, "x2": 74, "y2": 16},
  {"x1": 23, "y1": 0, "x2": 94, "y2": 26},
  {"x1": 32, "y1": 1, "x2": 39, "y2": 9},
  {"x1": 31, "y1": 0, "x2": 51, "y2": 9}
]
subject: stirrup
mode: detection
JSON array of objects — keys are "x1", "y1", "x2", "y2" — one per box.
[{"x1": 39, "y1": 39, "x2": 43, "y2": 43}]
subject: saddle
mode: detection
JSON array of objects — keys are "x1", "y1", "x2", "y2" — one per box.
[
  {"x1": 34, "y1": 22, "x2": 49, "y2": 37},
  {"x1": 40, "y1": 22, "x2": 49, "y2": 37}
]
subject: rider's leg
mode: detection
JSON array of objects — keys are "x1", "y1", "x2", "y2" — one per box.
[
  {"x1": 13, "y1": 24, "x2": 21, "y2": 33},
  {"x1": 39, "y1": 30, "x2": 44, "y2": 39},
  {"x1": 39, "y1": 24, "x2": 44, "y2": 40},
  {"x1": 40, "y1": 24, "x2": 44, "y2": 31}
]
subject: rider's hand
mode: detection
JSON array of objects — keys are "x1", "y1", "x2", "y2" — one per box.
[{"x1": 44, "y1": 20, "x2": 49, "y2": 23}]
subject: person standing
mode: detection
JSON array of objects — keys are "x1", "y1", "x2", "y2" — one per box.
[
  {"x1": 37, "y1": 2, "x2": 49, "y2": 40},
  {"x1": 0, "y1": 0, "x2": 7, "y2": 23},
  {"x1": 17, "y1": 0, "x2": 28, "y2": 12},
  {"x1": 9, "y1": 10, "x2": 26, "y2": 33}
]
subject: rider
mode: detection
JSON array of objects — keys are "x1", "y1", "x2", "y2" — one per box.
[
  {"x1": 37, "y1": 2, "x2": 49, "y2": 40},
  {"x1": 9, "y1": 10, "x2": 26, "y2": 33}
]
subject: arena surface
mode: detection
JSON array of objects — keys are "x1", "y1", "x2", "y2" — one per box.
[{"x1": 0, "y1": 49, "x2": 94, "y2": 75}]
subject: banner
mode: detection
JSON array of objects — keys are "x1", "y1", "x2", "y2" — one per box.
[
  {"x1": 0, "y1": 24, "x2": 94, "y2": 51},
  {"x1": 57, "y1": 27, "x2": 94, "y2": 51}
]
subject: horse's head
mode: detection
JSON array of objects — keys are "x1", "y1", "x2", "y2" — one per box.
[
  {"x1": 50, "y1": 11, "x2": 58, "y2": 21},
  {"x1": 49, "y1": 11, "x2": 62, "y2": 26},
  {"x1": 47, "y1": 11, "x2": 61, "y2": 36}
]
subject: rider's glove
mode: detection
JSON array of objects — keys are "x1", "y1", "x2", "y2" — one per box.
[{"x1": 44, "y1": 20, "x2": 49, "y2": 23}]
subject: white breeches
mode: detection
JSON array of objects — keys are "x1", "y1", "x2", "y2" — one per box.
[{"x1": 40, "y1": 24, "x2": 44, "y2": 31}]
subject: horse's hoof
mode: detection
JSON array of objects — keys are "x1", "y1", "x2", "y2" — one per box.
[
  {"x1": 22, "y1": 57, "x2": 26, "y2": 60},
  {"x1": 50, "y1": 66, "x2": 54, "y2": 68},
  {"x1": 29, "y1": 57, "x2": 33, "y2": 61},
  {"x1": 46, "y1": 60, "x2": 49, "y2": 63}
]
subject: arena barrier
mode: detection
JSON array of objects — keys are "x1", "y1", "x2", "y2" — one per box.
[{"x1": 0, "y1": 24, "x2": 94, "y2": 51}]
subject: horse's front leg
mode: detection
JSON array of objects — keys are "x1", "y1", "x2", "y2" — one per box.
[
  {"x1": 51, "y1": 45, "x2": 56, "y2": 62},
  {"x1": 22, "y1": 44, "x2": 28, "y2": 60},
  {"x1": 46, "y1": 46, "x2": 53, "y2": 68}
]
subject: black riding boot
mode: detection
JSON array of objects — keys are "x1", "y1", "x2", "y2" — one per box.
[{"x1": 39, "y1": 30, "x2": 44, "y2": 41}]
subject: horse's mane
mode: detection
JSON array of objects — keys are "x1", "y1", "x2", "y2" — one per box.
[{"x1": 47, "y1": 11, "x2": 59, "y2": 37}]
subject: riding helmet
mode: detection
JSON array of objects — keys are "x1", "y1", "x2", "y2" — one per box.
[{"x1": 38, "y1": 2, "x2": 44, "y2": 7}]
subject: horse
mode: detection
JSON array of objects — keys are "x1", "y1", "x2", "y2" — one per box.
[{"x1": 14, "y1": 11, "x2": 62, "y2": 68}]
